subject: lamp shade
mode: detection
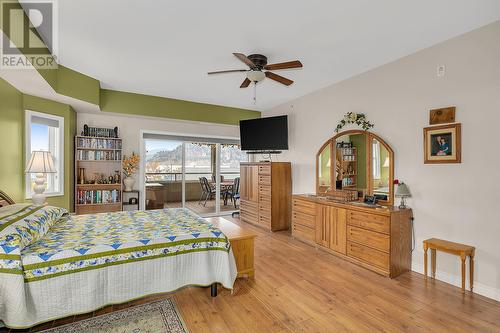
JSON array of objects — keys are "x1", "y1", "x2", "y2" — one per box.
[
  {"x1": 25, "y1": 151, "x2": 56, "y2": 173},
  {"x1": 395, "y1": 183, "x2": 411, "y2": 197}
]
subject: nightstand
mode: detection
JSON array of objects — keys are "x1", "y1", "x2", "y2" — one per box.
[{"x1": 122, "y1": 190, "x2": 140, "y2": 211}]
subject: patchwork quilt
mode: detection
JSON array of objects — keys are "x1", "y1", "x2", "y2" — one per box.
[
  {"x1": 21, "y1": 208, "x2": 230, "y2": 281},
  {"x1": 0, "y1": 205, "x2": 236, "y2": 328}
]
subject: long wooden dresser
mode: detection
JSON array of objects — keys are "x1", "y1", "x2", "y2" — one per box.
[
  {"x1": 292, "y1": 194, "x2": 412, "y2": 278},
  {"x1": 239, "y1": 162, "x2": 292, "y2": 231}
]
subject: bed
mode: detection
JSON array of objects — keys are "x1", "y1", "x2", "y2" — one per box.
[{"x1": 0, "y1": 196, "x2": 237, "y2": 329}]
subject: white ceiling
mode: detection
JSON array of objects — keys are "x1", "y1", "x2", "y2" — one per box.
[{"x1": 56, "y1": 0, "x2": 500, "y2": 111}]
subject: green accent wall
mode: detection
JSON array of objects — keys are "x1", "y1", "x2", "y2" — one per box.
[
  {"x1": 379, "y1": 143, "x2": 390, "y2": 186},
  {"x1": 318, "y1": 144, "x2": 331, "y2": 186},
  {"x1": 56, "y1": 66, "x2": 100, "y2": 105},
  {"x1": 0, "y1": 79, "x2": 24, "y2": 202},
  {"x1": 22, "y1": 95, "x2": 76, "y2": 210},
  {"x1": 0, "y1": 79, "x2": 76, "y2": 211},
  {"x1": 1, "y1": 0, "x2": 259, "y2": 126},
  {"x1": 100, "y1": 89, "x2": 260, "y2": 125}
]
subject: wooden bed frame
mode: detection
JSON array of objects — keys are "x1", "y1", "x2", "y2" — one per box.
[{"x1": 0, "y1": 190, "x2": 15, "y2": 207}]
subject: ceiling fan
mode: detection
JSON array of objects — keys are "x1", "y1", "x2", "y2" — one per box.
[{"x1": 208, "y1": 53, "x2": 303, "y2": 88}]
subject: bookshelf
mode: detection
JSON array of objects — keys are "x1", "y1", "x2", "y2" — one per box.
[
  {"x1": 75, "y1": 134, "x2": 123, "y2": 215},
  {"x1": 337, "y1": 146, "x2": 357, "y2": 188}
]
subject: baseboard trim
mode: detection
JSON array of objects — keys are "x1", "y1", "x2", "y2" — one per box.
[{"x1": 411, "y1": 262, "x2": 500, "y2": 302}]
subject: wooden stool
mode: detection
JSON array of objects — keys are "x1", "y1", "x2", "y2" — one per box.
[{"x1": 423, "y1": 238, "x2": 475, "y2": 293}]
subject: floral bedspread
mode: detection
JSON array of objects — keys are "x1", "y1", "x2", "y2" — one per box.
[{"x1": 20, "y1": 208, "x2": 230, "y2": 282}]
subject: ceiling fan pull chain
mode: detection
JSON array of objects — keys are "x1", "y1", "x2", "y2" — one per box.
[{"x1": 253, "y1": 81, "x2": 257, "y2": 104}]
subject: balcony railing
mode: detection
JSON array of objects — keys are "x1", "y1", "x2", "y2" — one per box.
[{"x1": 145, "y1": 172, "x2": 240, "y2": 183}]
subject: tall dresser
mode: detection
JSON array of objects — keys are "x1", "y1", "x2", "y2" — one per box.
[{"x1": 239, "y1": 162, "x2": 292, "y2": 231}]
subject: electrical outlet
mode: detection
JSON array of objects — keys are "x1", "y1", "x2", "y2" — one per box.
[{"x1": 437, "y1": 65, "x2": 446, "y2": 77}]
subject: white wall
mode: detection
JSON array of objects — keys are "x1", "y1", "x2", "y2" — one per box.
[
  {"x1": 77, "y1": 112, "x2": 240, "y2": 207},
  {"x1": 265, "y1": 21, "x2": 500, "y2": 300}
]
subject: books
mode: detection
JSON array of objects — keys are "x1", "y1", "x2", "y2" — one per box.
[
  {"x1": 76, "y1": 150, "x2": 122, "y2": 161},
  {"x1": 77, "y1": 189, "x2": 121, "y2": 205},
  {"x1": 77, "y1": 137, "x2": 122, "y2": 149}
]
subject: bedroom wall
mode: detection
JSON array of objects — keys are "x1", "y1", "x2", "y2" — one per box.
[
  {"x1": 22, "y1": 95, "x2": 77, "y2": 211},
  {"x1": 0, "y1": 79, "x2": 24, "y2": 202},
  {"x1": 264, "y1": 20, "x2": 500, "y2": 300},
  {"x1": 76, "y1": 111, "x2": 243, "y2": 204},
  {"x1": 0, "y1": 79, "x2": 77, "y2": 211}
]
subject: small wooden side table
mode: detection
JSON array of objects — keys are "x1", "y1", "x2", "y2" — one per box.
[
  {"x1": 423, "y1": 238, "x2": 475, "y2": 293},
  {"x1": 206, "y1": 217, "x2": 256, "y2": 279}
]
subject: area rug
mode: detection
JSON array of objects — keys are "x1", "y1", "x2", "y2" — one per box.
[{"x1": 41, "y1": 299, "x2": 189, "y2": 333}]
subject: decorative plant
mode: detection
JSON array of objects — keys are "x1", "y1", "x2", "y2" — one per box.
[
  {"x1": 335, "y1": 112, "x2": 374, "y2": 132},
  {"x1": 123, "y1": 152, "x2": 140, "y2": 177}
]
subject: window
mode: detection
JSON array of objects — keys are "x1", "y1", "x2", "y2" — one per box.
[
  {"x1": 25, "y1": 111, "x2": 64, "y2": 198},
  {"x1": 372, "y1": 140, "x2": 381, "y2": 180},
  {"x1": 220, "y1": 144, "x2": 248, "y2": 180}
]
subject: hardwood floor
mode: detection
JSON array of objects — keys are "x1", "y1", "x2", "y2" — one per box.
[
  {"x1": 164, "y1": 199, "x2": 238, "y2": 216},
  {"x1": 5, "y1": 217, "x2": 500, "y2": 332}
]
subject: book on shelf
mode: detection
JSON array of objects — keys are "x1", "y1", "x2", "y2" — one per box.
[
  {"x1": 77, "y1": 150, "x2": 122, "y2": 161},
  {"x1": 77, "y1": 137, "x2": 122, "y2": 149},
  {"x1": 77, "y1": 189, "x2": 121, "y2": 205}
]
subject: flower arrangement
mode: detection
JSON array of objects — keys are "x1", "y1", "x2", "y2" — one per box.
[
  {"x1": 335, "y1": 112, "x2": 374, "y2": 132},
  {"x1": 123, "y1": 152, "x2": 140, "y2": 177}
]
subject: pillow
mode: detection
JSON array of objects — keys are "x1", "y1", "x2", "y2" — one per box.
[{"x1": 0, "y1": 204, "x2": 67, "y2": 249}]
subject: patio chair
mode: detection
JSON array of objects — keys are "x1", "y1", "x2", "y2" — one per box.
[
  {"x1": 224, "y1": 177, "x2": 240, "y2": 208},
  {"x1": 199, "y1": 177, "x2": 216, "y2": 207},
  {"x1": 211, "y1": 175, "x2": 225, "y2": 183}
]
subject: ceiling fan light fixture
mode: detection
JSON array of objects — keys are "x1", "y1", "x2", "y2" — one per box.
[{"x1": 247, "y1": 70, "x2": 265, "y2": 82}]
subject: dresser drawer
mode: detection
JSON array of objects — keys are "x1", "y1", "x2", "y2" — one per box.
[
  {"x1": 258, "y1": 175, "x2": 271, "y2": 185},
  {"x1": 347, "y1": 210, "x2": 390, "y2": 234},
  {"x1": 347, "y1": 241, "x2": 389, "y2": 269},
  {"x1": 258, "y1": 164, "x2": 271, "y2": 175},
  {"x1": 292, "y1": 198, "x2": 316, "y2": 215},
  {"x1": 240, "y1": 199, "x2": 258, "y2": 211},
  {"x1": 241, "y1": 208, "x2": 258, "y2": 224},
  {"x1": 347, "y1": 226, "x2": 390, "y2": 253},
  {"x1": 292, "y1": 223, "x2": 315, "y2": 243},
  {"x1": 259, "y1": 194, "x2": 271, "y2": 205},
  {"x1": 259, "y1": 204, "x2": 271, "y2": 215},
  {"x1": 292, "y1": 211, "x2": 316, "y2": 229},
  {"x1": 258, "y1": 184, "x2": 271, "y2": 196},
  {"x1": 258, "y1": 213, "x2": 271, "y2": 227}
]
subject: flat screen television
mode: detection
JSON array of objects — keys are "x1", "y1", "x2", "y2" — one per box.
[{"x1": 240, "y1": 115, "x2": 288, "y2": 152}]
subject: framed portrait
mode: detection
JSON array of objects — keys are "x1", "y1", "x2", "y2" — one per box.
[{"x1": 424, "y1": 123, "x2": 461, "y2": 164}]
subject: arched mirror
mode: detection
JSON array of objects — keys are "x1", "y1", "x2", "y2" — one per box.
[{"x1": 316, "y1": 130, "x2": 394, "y2": 205}]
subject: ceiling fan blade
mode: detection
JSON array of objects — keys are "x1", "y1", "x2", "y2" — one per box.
[
  {"x1": 264, "y1": 60, "x2": 303, "y2": 70},
  {"x1": 207, "y1": 69, "x2": 247, "y2": 75},
  {"x1": 240, "y1": 78, "x2": 251, "y2": 88},
  {"x1": 265, "y1": 71, "x2": 293, "y2": 86},
  {"x1": 233, "y1": 53, "x2": 256, "y2": 69}
]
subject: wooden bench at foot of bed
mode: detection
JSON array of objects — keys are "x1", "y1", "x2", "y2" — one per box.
[{"x1": 206, "y1": 217, "x2": 256, "y2": 279}]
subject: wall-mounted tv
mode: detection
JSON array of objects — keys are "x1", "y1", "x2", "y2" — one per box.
[{"x1": 240, "y1": 115, "x2": 288, "y2": 152}]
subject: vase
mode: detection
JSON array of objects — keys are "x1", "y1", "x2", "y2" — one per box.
[{"x1": 123, "y1": 176, "x2": 135, "y2": 192}]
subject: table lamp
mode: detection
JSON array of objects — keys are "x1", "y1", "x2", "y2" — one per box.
[
  {"x1": 25, "y1": 151, "x2": 56, "y2": 205},
  {"x1": 395, "y1": 182, "x2": 411, "y2": 209}
]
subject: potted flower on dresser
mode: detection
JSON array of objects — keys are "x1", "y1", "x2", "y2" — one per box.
[{"x1": 123, "y1": 152, "x2": 140, "y2": 192}]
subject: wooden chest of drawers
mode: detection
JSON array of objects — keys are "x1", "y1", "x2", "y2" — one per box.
[
  {"x1": 291, "y1": 195, "x2": 412, "y2": 278},
  {"x1": 240, "y1": 162, "x2": 292, "y2": 231}
]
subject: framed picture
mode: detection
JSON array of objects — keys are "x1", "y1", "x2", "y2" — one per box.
[{"x1": 424, "y1": 123, "x2": 461, "y2": 164}]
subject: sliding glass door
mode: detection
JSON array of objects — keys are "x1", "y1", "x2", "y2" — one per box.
[
  {"x1": 144, "y1": 139, "x2": 183, "y2": 210},
  {"x1": 142, "y1": 134, "x2": 246, "y2": 217},
  {"x1": 185, "y1": 142, "x2": 217, "y2": 215}
]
